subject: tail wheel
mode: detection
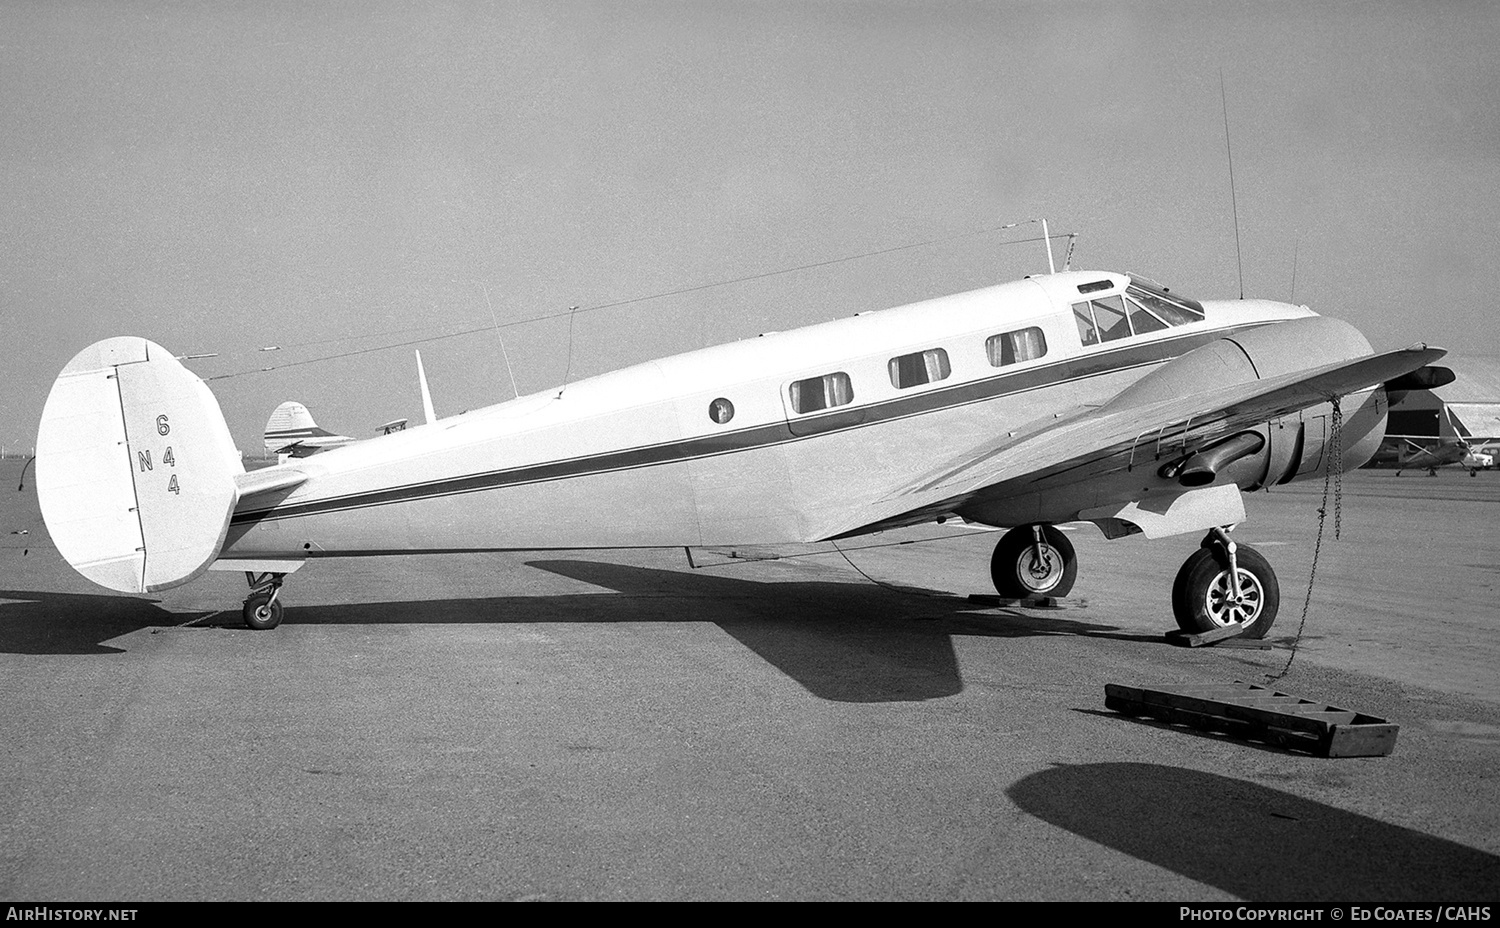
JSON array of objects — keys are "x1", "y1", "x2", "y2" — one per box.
[
  {"x1": 243, "y1": 592, "x2": 284, "y2": 631},
  {"x1": 990, "y1": 525, "x2": 1077, "y2": 598},
  {"x1": 1172, "y1": 544, "x2": 1280, "y2": 639}
]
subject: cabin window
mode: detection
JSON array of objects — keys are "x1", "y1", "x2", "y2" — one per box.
[
  {"x1": 708, "y1": 398, "x2": 734, "y2": 424},
  {"x1": 888, "y1": 348, "x2": 951, "y2": 389},
  {"x1": 789, "y1": 372, "x2": 854, "y2": 414},
  {"x1": 987, "y1": 327, "x2": 1047, "y2": 366}
]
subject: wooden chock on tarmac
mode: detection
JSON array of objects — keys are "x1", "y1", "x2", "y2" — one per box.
[
  {"x1": 1165, "y1": 622, "x2": 1272, "y2": 649},
  {"x1": 966, "y1": 593, "x2": 1061, "y2": 609},
  {"x1": 1105, "y1": 681, "x2": 1399, "y2": 757}
]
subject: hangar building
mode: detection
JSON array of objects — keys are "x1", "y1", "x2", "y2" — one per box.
[{"x1": 1378, "y1": 355, "x2": 1500, "y2": 465}]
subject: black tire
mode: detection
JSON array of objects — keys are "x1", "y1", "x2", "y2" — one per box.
[
  {"x1": 990, "y1": 525, "x2": 1077, "y2": 598},
  {"x1": 243, "y1": 593, "x2": 284, "y2": 631},
  {"x1": 1172, "y1": 544, "x2": 1279, "y2": 639}
]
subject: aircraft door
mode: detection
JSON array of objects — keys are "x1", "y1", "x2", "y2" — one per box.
[{"x1": 780, "y1": 371, "x2": 866, "y2": 437}]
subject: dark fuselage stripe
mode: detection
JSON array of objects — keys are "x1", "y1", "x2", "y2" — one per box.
[{"x1": 232, "y1": 325, "x2": 1262, "y2": 525}]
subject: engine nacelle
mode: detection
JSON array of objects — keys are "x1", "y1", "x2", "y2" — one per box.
[
  {"x1": 1112, "y1": 315, "x2": 1388, "y2": 491},
  {"x1": 957, "y1": 316, "x2": 1390, "y2": 533}
]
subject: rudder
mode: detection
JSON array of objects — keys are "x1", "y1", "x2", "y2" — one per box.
[{"x1": 36, "y1": 337, "x2": 242, "y2": 593}]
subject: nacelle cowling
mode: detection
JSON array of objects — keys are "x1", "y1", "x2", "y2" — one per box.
[{"x1": 1113, "y1": 315, "x2": 1387, "y2": 490}]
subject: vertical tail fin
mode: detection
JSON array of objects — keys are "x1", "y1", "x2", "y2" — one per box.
[
  {"x1": 263, "y1": 400, "x2": 353, "y2": 456},
  {"x1": 36, "y1": 337, "x2": 242, "y2": 593},
  {"x1": 264, "y1": 401, "x2": 319, "y2": 455}
]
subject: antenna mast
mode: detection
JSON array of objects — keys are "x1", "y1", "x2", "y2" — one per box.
[
  {"x1": 1290, "y1": 236, "x2": 1299, "y2": 303},
  {"x1": 1221, "y1": 69, "x2": 1245, "y2": 300},
  {"x1": 482, "y1": 283, "x2": 521, "y2": 399},
  {"x1": 997, "y1": 218, "x2": 1058, "y2": 274},
  {"x1": 556, "y1": 306, "x2": 579, "y2": 399}
]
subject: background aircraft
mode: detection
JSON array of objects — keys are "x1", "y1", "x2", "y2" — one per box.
[
  {"x1": 1384, "y1": 438, "x2": 1492, "y2": 477},
  {"x1": 1383, "y1": 407, "x2": 1493, "y2": 476},
  {"x1": 261, "y1": 401, "x2": 356, "y2": 459},
  {"x1": 262, "y1": 401, "x2": 409, "y2": 462},
  {"x1": 34, "y1": 269, "x2": 1443, "y2": 642}
]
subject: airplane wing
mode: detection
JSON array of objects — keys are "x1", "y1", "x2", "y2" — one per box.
[
  {"x1": 1390, "y1": 437, "x2": 1434, "y2": 454},
  {"x1": 818, "y1": 344, "x2": 1445, "y2": 540}
]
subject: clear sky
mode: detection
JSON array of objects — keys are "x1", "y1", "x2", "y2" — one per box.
[{"x1": 3, "y1": 0, "x2": 1497, "y2": 453}]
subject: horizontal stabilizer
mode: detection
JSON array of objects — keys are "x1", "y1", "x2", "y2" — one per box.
[
  {"x1": 235, "y1": 466, "x2": 311, "y2": 498},
  {"x1": 37, "y1": 337, "x2": 243, "y2": 592}
]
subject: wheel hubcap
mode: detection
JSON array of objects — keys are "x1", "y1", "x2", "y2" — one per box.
[
  {"x1": 1205, "y1": 568, "x2": 1264, "y2": 626},
  {"x1": 1016, "y1": 546, "x2": 1061, "y2": 593}
]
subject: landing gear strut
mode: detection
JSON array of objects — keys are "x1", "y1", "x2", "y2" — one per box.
[
  {"x1": 242, "y1": 571, "x2": 287, "y2": 631},
  {"x1": 990, "y1": 524, "x2": 1077, "y2": 598},
  {"x1": 1171, "y1": 527, "x2": 1280, "y2": 639}
]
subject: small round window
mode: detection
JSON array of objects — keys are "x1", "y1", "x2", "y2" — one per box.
[{"x1": 708, "y1": 397, "x2": 734, "y2": 424}]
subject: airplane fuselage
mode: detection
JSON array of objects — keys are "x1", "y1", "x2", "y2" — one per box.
[{"x1": 220, "y1": 271, "x2": 1329, "y2": 562}]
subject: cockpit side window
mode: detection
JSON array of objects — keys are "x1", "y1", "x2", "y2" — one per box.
[
  {"x1": 1090, "y1": 296, "x2": 1131, "y2": 342},
  {"x1": 1073, "y1": 303, "x2": 1098, "y2": 345}
]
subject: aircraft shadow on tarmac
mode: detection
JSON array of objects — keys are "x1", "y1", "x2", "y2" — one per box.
[
  {"x1": 533, "y1": 559, "x2": 1150, "y2": 702},
  {"x1": 1009, "y1": 762, "x2": 1500, "y2": 900},
  {"x1": 0, "y1": 588, "x2": 173, "y2": 655},
  {"x1": 0, "y1": 559, "x2": 1158, "y2": 702}
]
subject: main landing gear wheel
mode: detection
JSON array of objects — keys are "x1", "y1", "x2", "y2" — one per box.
[
  {"x1": 990, "y1": 524, "x2": 1077, "y2": 598},
  {"x1": 1172, "y1": 537, "x2": 1280, "y2": 640}
]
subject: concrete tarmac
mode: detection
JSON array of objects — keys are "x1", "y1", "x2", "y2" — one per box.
[{"x1": 1, "y1": 458, "x2": 1497, "y2": 901}]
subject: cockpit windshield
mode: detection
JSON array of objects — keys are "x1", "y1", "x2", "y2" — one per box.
[
  {"x1": 1070, "y1": 276, "x2": 1205, "y2": 347},
  {"x1": 1125, "y1": 277, "x2": 1205, "y2": 324}
]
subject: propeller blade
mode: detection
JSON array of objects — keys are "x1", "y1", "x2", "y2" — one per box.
[{"x1": 1384, "y1": 365, "x2": 1455, "y2": 392}]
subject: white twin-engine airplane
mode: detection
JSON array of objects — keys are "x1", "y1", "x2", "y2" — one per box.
[{"x1": 36, "y1": 269, "x2": 1446, "y2": 637}]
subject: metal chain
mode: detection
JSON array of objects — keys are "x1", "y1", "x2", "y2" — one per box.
[
  {"x1": 1270, "y1": 395, "x2": 1344, "y2": 681},
  {"x1": 1331, "y1": 398, "x2": 1344, "y2": 539}
]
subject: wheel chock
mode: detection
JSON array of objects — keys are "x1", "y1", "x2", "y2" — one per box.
[
  {"x1": 966, "y1": 593, "x2": 1061, "y2": 608},
  {"x1": 1165, "y1": 623, "x2": 1271, "y2": 648},
  {"x1": 1105, "y1": 681, "x2": 1399, "y2": 757}
]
